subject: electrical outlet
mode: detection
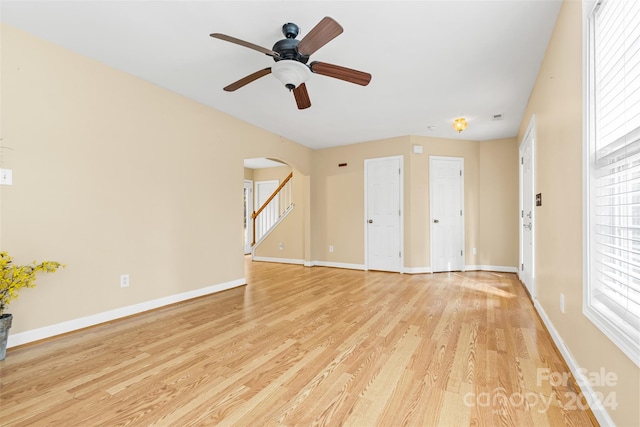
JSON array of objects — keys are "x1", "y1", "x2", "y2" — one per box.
[
  {"x1": 329, "y1": 245, "x2": 334, "y2": 253},
  {"x1": 120, "y1": 274, "x2": 130, "y2": 288},
  {"x1": 472, "y1": 248, "x2": 477, "y2": 255},
  {"x1": 279, "y1": 242, "x2": 284, "y2": 250},
  {"x1": 560, "y1": 293, "x2": 565, "y2": 314}
]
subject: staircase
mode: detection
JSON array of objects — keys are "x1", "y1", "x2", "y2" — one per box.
[{"x1": 252, "y1": 172, "x2": 294, "y2": 248}]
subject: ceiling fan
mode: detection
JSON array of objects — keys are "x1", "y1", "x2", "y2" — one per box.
[{"x1": 210, "y1": 17, "x2": 372, "y2": 110}]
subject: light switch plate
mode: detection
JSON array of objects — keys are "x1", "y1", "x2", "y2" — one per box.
[{"x1": 0, "y1": 168, "x2": 13, "y2": 185}]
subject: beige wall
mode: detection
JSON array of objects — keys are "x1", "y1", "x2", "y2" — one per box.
[
  {"x1": 478, "y1": 138, "x2": 520, "y2": 267},
  {"x1": 517, "y1": 1, "x2": 639, "y2": 425},
  {"x1": 1, "y1": 24, "x2": 311, "y2": 334},
  {"x1": 310, "y1": 135, "x2": 519, "y2": 270},
  {"x1": 243, "y1": 168, "x2": 254, "y2": 181}
]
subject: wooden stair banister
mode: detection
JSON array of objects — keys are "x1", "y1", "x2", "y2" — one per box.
[{"x1": 252, "y1": 172, "x2": 293, "y2": 246}]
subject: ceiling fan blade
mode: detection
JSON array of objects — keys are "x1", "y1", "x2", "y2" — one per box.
[
  {"x1": 310, "y1": 61, "x2": 372, "y2": 86},
  {"x1": 293, "y1": 83, "x2": 311, "y2": 110},
  {"x1": 223, "y1": 68, "x2": 272, "y2": 92},
  {"x1": 296, "y1": 17, "x2": 343, "y2": 56},
  {"x1": 210, "y1": 33, "x2": 279, "y2": 58}
]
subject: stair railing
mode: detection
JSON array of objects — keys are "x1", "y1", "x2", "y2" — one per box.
[{"x1": 252, "y1": 172, "x2": 293, "y2": 246}]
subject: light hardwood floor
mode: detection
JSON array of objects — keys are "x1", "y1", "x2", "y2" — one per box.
[{"x1": 0, "y1": 259, "x2": 597, "y2": 426}]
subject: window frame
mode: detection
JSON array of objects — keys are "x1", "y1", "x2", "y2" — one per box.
[{"x1": 583, "y1": 0, "x2": 640, "y2": 367}]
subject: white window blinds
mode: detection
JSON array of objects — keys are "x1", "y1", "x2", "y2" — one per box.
[{"x1": 587, "y1": 0, "x2": 640, "y2": 366}]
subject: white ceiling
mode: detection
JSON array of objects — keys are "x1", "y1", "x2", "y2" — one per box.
[{"x1": 1, "y1": 0, "x2": 562, "y2": 149}]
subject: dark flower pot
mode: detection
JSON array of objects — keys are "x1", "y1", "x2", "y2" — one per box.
[{"x1": 0, "y1": 313, "x2": 13, "y2": 361}]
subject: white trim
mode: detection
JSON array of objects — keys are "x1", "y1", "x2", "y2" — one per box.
[
  {"x1": 465, "y1": 265, "x2": 518, "y2": 273},
  {"x1": 403, "y1": 266, "x2": 516, "y2": 274},
  {"x1": 364, "y1": 155, "x2": 404, "y2": 273},
  {"x1": 404, "y1": 267, "x2": 432, "y2": 274},
  {"x1": 534, "y1": 301, "x2": 616, "y2": 427},
  {"x1": 251, "y1": 256, "x2": 304, "y2": 265},
  {"x1": 582, "y1": 0, "x2": 594, "y2": 355},
  {"x1": 309, "y1": 261, "x2": 366, "y2": 271},
  {"x1": 584, "y1": 305, "x2": 640, "y2": 365},
  {"x1": 7, "y1": 277, "x2": 246, "y2": 348},
  {"x1": 243, "y1": 179, "x2": 254, "y2": 255},
  {"x1": 429, "y1": 156, "x2": 465, "y2": 273}
]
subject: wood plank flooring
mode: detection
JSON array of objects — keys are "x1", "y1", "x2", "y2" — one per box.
[{"x1": 0, "y1": 259, "x2": 597, "y2": 426}]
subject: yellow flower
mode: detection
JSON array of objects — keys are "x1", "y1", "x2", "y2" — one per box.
[{"x1": 0, "y1": 252, "x2": 65, "y2": 315}]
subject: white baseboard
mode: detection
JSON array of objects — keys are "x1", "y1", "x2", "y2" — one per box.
[
  {"x1": 534, "y1": 301, "x2": 615, "y2": 427},
  {"x1": 251, "y1": 256, "x2": 305, "y2": 265},
  {"x1": 403, "y1": 265, "x2": 517, "y2": 274},
  {"x1": 7, "y1": 277, "x2": 246, "y2": 348},
  {"x1": 404, "y1": 267, "x2": 432, "y2": 274},
  {"x1": 465, "y1": 265, "x2": 518, "y2": 273},
  {"x1": 309, "y1": 261, "x2": 366, "y2": 271}
]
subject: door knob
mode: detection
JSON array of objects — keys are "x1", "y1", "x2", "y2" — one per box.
[
  {"x1": 434, "y1": 219, "x2": 439, "y2": 223},
  {"x1": 368, "y1": 219, "x2": 373, "y2": 224}
]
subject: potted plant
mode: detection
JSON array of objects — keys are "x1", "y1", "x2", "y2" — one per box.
[{"x1": 0, "y1": 251, "x2": 64, "y2": 361}]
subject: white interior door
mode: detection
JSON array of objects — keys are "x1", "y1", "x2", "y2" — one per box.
[
  {"x1": 520, "y1": 120, "x2": 535, "y2": 296},
  {"x1": 243, "y1": 180, "x2": 253, "y2": 254},
  {"x1": 430, "y1": 156, "x2": 464, "y2": 272},
  {"x1": 255, "y1": 180, "x2": 279, "y2": 243},
  {"x1": 365, "y1": 156, "x2": 402, "y2": 272}
]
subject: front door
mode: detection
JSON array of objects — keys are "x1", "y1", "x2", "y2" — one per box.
[
  {"x1": 365, "y1": 156, "x2": 403, "y2": 272},
  {"x1": 520, "y1": 119, "x2": 535, "y2": 296},
  {"x1": 430, "y1": 156, "x2": 464, "y2": 272}
]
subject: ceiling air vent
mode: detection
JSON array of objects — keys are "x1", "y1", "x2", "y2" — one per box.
[{"x1": 492, "y1": 113, "x2": 504, "y2": 120}]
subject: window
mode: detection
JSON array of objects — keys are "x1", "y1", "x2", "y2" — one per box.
[{"x1": 585, "y1": 0, "x2": 640, "y2": 366}]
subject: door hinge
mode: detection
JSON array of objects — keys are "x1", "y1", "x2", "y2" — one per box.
[
  {"x1": 461, "y1": 250, "x2": 463, "y2": 256},
  {"x1": 521, "y1": 210, "x2": 524, "y2": 218},
  {"x1": 460, "y1": 170, "x2": 462, "y2": 176},
  {"x1": 521, "y1": 157, "x2": 524, "y2": 165},
  {"x1": 399, "y1": 209, "x2": 401, "y2": 216},
  {"x1": 399, "y1": 168, "x2": 401, "y2": 175},
  {"x1": 399, "y1": 251, "x2": 402, "y2": 258},
  {"x1": 521, "y1": 263, "x2": 524, "y2": 270},
  {"x1": 460, "y1": 210, "x2": 462, "y2": 216}
]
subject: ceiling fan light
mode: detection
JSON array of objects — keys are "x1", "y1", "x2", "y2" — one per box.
[
  {"x1": 453, "y1": 117, "x2": 468, "y2": 133},
  {"x1": 271, "y1": 60, "x2": 311, "y2": 90}
]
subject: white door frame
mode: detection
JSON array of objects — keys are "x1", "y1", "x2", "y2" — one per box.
[
  {"x1": 244, "y1": 179, "x2": 253, "y2": 254},
  {"x1": 519, "y1": 115, "x2": 536, "y2": 297},
  {"x1": 429, "y1": 156, "x2": 465, "y2": 272},
  {"x1": 364, "y1": 155, "x2": 404, "y2": 273}
]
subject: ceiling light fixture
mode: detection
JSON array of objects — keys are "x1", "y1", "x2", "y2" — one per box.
[
  {"x1": 453, "y1": 117, "x2": 468, "y2": 133},
  {"x1": 271, "y1": 60, "x2": 312, "y2": 90}
]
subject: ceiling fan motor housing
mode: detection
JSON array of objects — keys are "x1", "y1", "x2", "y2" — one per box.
[{"x1": 272, "y1": 38, "x2": 310, "y2": 64}]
